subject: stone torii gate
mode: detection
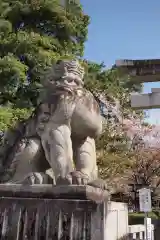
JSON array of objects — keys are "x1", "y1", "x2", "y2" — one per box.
[{"x1": 115, "y1": 59, "x2": 160, "y2": 109}]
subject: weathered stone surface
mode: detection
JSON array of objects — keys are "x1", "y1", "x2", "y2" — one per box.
[
  {"x1": 0, "y1": 184, "x2": 109, "y2": 239},
  {"x1": 0, "y1": 195, "x2": 103, "y2": 239},
  {"x1": 115, "y1": 59, "x2": 160, "y2": 83},
  {"x1": 131, "y1": 92, "x2": 160, "y2": 109},
  {"x1": 0, "y1": 60, "x2": 103, "y2": 185},
  {"x1": 0, "y1": 184, "x2": 110, "y2": 202}
]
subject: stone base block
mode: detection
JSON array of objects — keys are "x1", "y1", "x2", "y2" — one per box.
[{"x1": 0, "y1": 184, "x2": 128, "y2": 239}]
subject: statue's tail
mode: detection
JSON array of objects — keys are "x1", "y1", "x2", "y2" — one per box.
[{"x1": 0, "y1": 121, "x2": 26, "y2": 182}]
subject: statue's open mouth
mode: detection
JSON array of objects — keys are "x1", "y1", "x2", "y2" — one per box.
[{"x1": 56, "y1": 85, "x2": 73, "y2": 93}]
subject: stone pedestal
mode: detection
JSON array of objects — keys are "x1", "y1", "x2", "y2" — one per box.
[
  {"x1": 0, "y1": 184, "x2": 128, "y2": 239},
  {"x1": 0, "y1": 184, "x2": 108, "y2": 239}
]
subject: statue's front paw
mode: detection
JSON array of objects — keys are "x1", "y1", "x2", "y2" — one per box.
[
  {"x1": 70, "y1": 171, "x2": 89, "y2": 185},
  {"x1": 56, "y1": 171, "x2": 89, "y2": 185}
]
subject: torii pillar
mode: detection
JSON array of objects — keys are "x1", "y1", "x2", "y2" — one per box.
[{"x1": 115, "y1": 59, "x2": 160, "y2": 109}]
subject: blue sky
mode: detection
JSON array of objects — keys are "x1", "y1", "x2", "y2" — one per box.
[{"x1": 81, "y1": 0, "x2": 160, "y2": 124}]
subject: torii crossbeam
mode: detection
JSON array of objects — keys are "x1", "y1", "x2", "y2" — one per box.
[{"x1": 115, "y1": 59, "x2": 160, "y2": 109}]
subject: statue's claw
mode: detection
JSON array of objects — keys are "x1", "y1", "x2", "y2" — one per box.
[
  {"x1": 56, "y1": 171, "x2": 89, "y2": 185},
  {"x1": 71, "y1": 171, "x2": 89, "y2": 185},
  {"x1": 6, "y1": 172, "x2": 54, "y2": 185}
]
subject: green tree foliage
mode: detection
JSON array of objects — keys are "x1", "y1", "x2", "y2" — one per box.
[
  {"x1": 0, "y1": 0, "x2": 89, "y2": 107},
  {"x1": 82, "y1": 61, "x2": 143, "y2": 179},
  {"x1": 83, "y1": 60, "x2": 143, "y2": 118},
  {"x1": 0, "y1": 106, "x2": 32, "y2": 131},
  {"x1": 0, "y1": 0, "x2": 143, "y2": 182}
]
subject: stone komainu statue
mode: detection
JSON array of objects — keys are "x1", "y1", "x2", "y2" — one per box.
[{"x1": 0, "y1": 60, "x2": 103, "y2": 185}]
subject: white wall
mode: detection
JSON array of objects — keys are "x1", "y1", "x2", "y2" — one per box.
[{"x1": 104, "y1": 201, "x2": 128, "y2": 240}]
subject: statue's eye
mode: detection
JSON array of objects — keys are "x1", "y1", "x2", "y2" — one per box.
[
  {"x1": 68, "y1": 78, "x2": 74, "y2": 83},
  {"x1": 74, "y1": 79, "x2": 80, "y2": 85}
]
